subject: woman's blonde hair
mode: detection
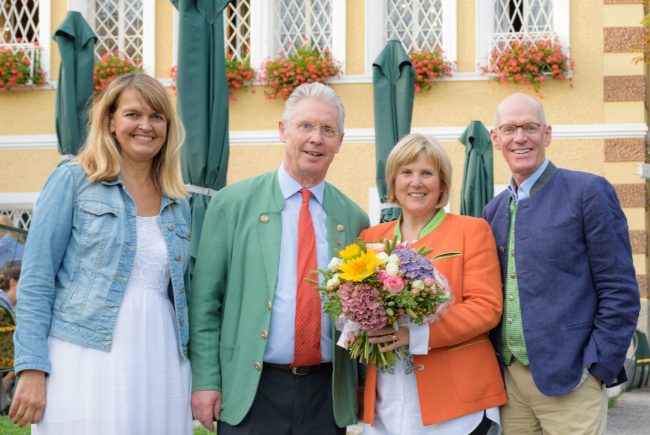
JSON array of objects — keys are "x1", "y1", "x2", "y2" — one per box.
[
  {"x1": 385, "y1": 133, "x2": 452, "y2": 209},
  {"x1": 78, "y1": 73, "x2": 187, "y2": 199}
]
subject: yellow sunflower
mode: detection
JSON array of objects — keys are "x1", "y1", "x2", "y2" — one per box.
[
  {"x1": 339, "y1": 249, "x2": 382, "y2": 282},
  {"x1": 338, "y1": 243, "x2": 362, "y2": 260}
]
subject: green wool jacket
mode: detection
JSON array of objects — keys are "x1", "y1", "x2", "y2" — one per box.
[{"x1": 189, "y1": 171, "x2": 370, "y2": 426}]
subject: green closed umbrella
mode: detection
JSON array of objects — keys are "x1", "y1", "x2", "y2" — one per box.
[
  {"x1": 372, "y1": 40, "x2": 415, "y2": 222},
  {"x1": 53, "y1": 11, "x2": 97, "y2": 162},
  {"x1": 458, "y1": 121, "x2": 493, "y2": 217},
  {"x1": 172, "y1": 0, "x2": 230, "y2": 258}
]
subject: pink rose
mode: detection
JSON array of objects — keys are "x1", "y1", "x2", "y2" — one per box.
[{"x1": 383, "y1": 275, "x2": 405, "y2": 295}]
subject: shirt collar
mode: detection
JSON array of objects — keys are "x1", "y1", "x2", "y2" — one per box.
[
  {"x1": 394, "y1": 208, "x2": 447, "y2": 241},
  {"x1": 508, "y1": 158, "x2": 549, "y2": 202},
  {"x1": 277, "y1": 164, "x2": 325, "y2": 205}
]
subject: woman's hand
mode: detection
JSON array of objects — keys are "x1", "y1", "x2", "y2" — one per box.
[
  {"x1": 368, "y1": 326, "x2": 410, "y2": 353},
  {"x1": 8, "y1": 370, "x2": 47, "y2": 427}
]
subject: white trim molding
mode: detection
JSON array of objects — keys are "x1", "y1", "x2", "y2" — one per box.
[
  {"x1": 142, "y1": 2, "x2": 156, "y2": 76},
  {"x1": 0, "y1": 192, "x2": 40, "y2": 209},
  {"x1": 1, "y1": 124, "x2": 647, "y2": 150},
  {"x1": 39, "y1": 0, "x2": 52, "y2": 82}
]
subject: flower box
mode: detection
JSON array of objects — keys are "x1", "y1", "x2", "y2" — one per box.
[
  {"x1": 0, "y1": 43, "x2": 45, "y2": 91},
  {"x1": 481, "y1": 36, "x2": 574, "y2": 92},
  {"x1": 408, "y1": 49, "x2": 454, "y2": 93},
  {"x1": 259, "y1": 43, "x2": 340, "y2": 100}
]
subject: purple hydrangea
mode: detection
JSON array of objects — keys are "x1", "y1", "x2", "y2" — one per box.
[
  {"x1": 393, "y1": 246, "x2": 435, "y2": 281},
  {"x1": 337, "y1": 282, "x2": 387, "y2": 330}
]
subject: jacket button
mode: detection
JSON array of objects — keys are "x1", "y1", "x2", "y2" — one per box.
[
  {"x1": 416, "y1": 364, "x2": 425, "y2": 371},
  {"x1": 266, "y1": 301, "x2": 272, "y2": 310},
  {"x1": 260, "y1": 215, "x2": 270, "y2": 223},
  {"x1": 176, "y1": 254, "x2": 181, "y2": 261},
  {"x1": 168, "y1": 224, "x2": 174, "y2": 231},
  {"x1": 337, "y1": 224, "x2": 345, "y2": 232},
  {"x1": 254, "y1": 362, "x2": 262, "y2": 371},
  {"x1": 260, "y1": 331, "x2": 268, "y2": 339}
]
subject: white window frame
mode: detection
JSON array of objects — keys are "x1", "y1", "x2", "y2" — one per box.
[
  {"x1": 365, "y1": 0, "x2": 457, "y2": 76},
  {"x1": 476, "y1": 0, "x2": 569, "y2": 72},
  {"x1": 71, "y1": 0, "x2": 155, "y2": 76},
  {"x1": 249, "y1": 0, "x2": 346, "y2": 72}
]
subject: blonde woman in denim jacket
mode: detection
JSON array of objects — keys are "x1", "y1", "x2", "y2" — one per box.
[{"x1": 9, "y1": 73, "x2": 192, "y2": 434}]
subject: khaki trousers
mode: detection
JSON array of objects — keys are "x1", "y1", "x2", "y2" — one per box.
[{"x1": 501, "y1": 360, "x2": 607, "y2": 435}]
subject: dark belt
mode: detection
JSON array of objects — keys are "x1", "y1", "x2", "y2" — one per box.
[{"x1": 263, "y1": 362, "x2": 332, "y2": 376}]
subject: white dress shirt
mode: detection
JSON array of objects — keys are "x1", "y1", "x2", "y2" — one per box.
[{"x1": 263, "y1": 165, "x2": 333, "y2": 364}]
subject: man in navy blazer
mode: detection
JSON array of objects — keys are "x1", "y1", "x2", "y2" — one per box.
[{"x1": 483, "y1": 93, "x2": 640, "y2": 434}]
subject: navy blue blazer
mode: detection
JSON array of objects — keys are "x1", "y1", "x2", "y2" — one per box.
[{"x1": 483, "y1": 163, "x2": 640, "y2": 396}]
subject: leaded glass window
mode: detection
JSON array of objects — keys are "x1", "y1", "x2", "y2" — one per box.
[
  {"x1": 1, "y1": 0, "x2": 39, "y2": 44},
  {"x1": 225, "y1": 0, "x2": 251, "y2": 60},
  {"x1": 275, "y1": 0, "x2": 332, "y2": 56},
  {"x1": 385, "y1": 0, "x2": 444, "y2": 52},
  {"x1": 86, "y1": 0, "x2": 143, "y2": 63}
]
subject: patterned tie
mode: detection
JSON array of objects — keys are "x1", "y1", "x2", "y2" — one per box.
[{"x1": 292, "y1": 189, "x2": 321, "y2": 366}]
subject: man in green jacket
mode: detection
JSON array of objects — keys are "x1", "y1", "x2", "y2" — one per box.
[{"x1": 190, "y1": 82, "x2": 370, "y2": 434}]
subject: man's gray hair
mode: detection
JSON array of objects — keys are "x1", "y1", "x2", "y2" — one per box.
[{"x1": 282, "y1": 82, "x2": 345, "y2": 131}]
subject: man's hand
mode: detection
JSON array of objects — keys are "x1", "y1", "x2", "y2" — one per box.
[
  {"x1": 8, "y1": 370, "x2": 47, "y2": 427},
  {"x1": 191, "y1": 390, "x2": 222, "y2": 432}
]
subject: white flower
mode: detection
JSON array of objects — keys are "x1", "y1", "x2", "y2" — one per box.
[
  {"x1": 376, "y1": 252, "x2": 390, "y2": 265},
  {"x1": 412, "y1": 280, "x2": 425, "y2": 290},
  {"x1": 328, "y1": 257, "x2": 343, "y2": 272},
  {"x1": 326, "y1": 274, "x2": 340, "y2": 290},
  {"x1": 389, "y1": 253, "x2": 400, "y2": 265},
  {"x1": 385, "y1": 261, "x2": 399, "y2": 275}
]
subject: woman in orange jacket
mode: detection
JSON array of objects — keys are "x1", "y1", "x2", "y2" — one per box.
[{"x1": 359, "y1": 133, "x2": 507, "y2": 434}]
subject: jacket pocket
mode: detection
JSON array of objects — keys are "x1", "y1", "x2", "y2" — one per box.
[
  {"x1": 447, "y1": 339, "x2": 503, "y2": 403},
  {"x1": 174, "y1": 224, "x2": 191, "y2": 269},
  {"x1": 566, "y1": 321, "x2": 593, "y2": 332},
  {"x1": 78, "y1": 200, "x2": 120, "y2": 240}
]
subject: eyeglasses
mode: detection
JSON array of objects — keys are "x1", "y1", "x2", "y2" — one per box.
[
  {"x1": 289, "y1": 121, "x2": 341, "y2": 139},
  {"x1": 497, "y1": 122, "x2": 544, "y2": 137}
]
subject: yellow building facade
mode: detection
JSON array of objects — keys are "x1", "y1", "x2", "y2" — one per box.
[{"x1": 0, "y1": 0, "x2": 648, "y2": 327}]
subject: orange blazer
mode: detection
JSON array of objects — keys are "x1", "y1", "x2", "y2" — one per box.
[{"x1": 359, "y1": 214, "x2": 507, "y2": 426}]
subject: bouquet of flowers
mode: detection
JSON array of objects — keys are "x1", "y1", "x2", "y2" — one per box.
[{"x1": 309, "y1": 239, "x2": 458, "y2": 368}]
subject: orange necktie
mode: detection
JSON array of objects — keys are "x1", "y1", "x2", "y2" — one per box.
[{"x1": 292, "y1": 189, "x2": 321, "y2": 366}]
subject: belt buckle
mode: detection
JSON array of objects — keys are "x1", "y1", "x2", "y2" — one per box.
[{"x1": 291, "y1": 366, "x2": 309, "y2": 376}]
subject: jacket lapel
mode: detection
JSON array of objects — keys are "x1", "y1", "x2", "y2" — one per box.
[
  {"x1": 256, "y1": 172, "x2": 284, "y2": 295},
  {"x1": 323, "y1": 183, "x2": 350, "y2": 257}
]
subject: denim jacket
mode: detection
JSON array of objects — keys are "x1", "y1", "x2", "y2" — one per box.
[{"x1": 14, "y1": 163, "x2": 191, "y2": 374}]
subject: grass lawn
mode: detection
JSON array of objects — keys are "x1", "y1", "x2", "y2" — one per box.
[
  {"x1": 0, "y1": 415, "x2": 29, "y2": 434},
  {"x1": 0, "y1": 415, "x2": 216, "y2": 434}
]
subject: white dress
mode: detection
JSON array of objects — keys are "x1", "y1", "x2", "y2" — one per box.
[{"x1": 33, "y1": 216, "x2": 192, "y2": 435}]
